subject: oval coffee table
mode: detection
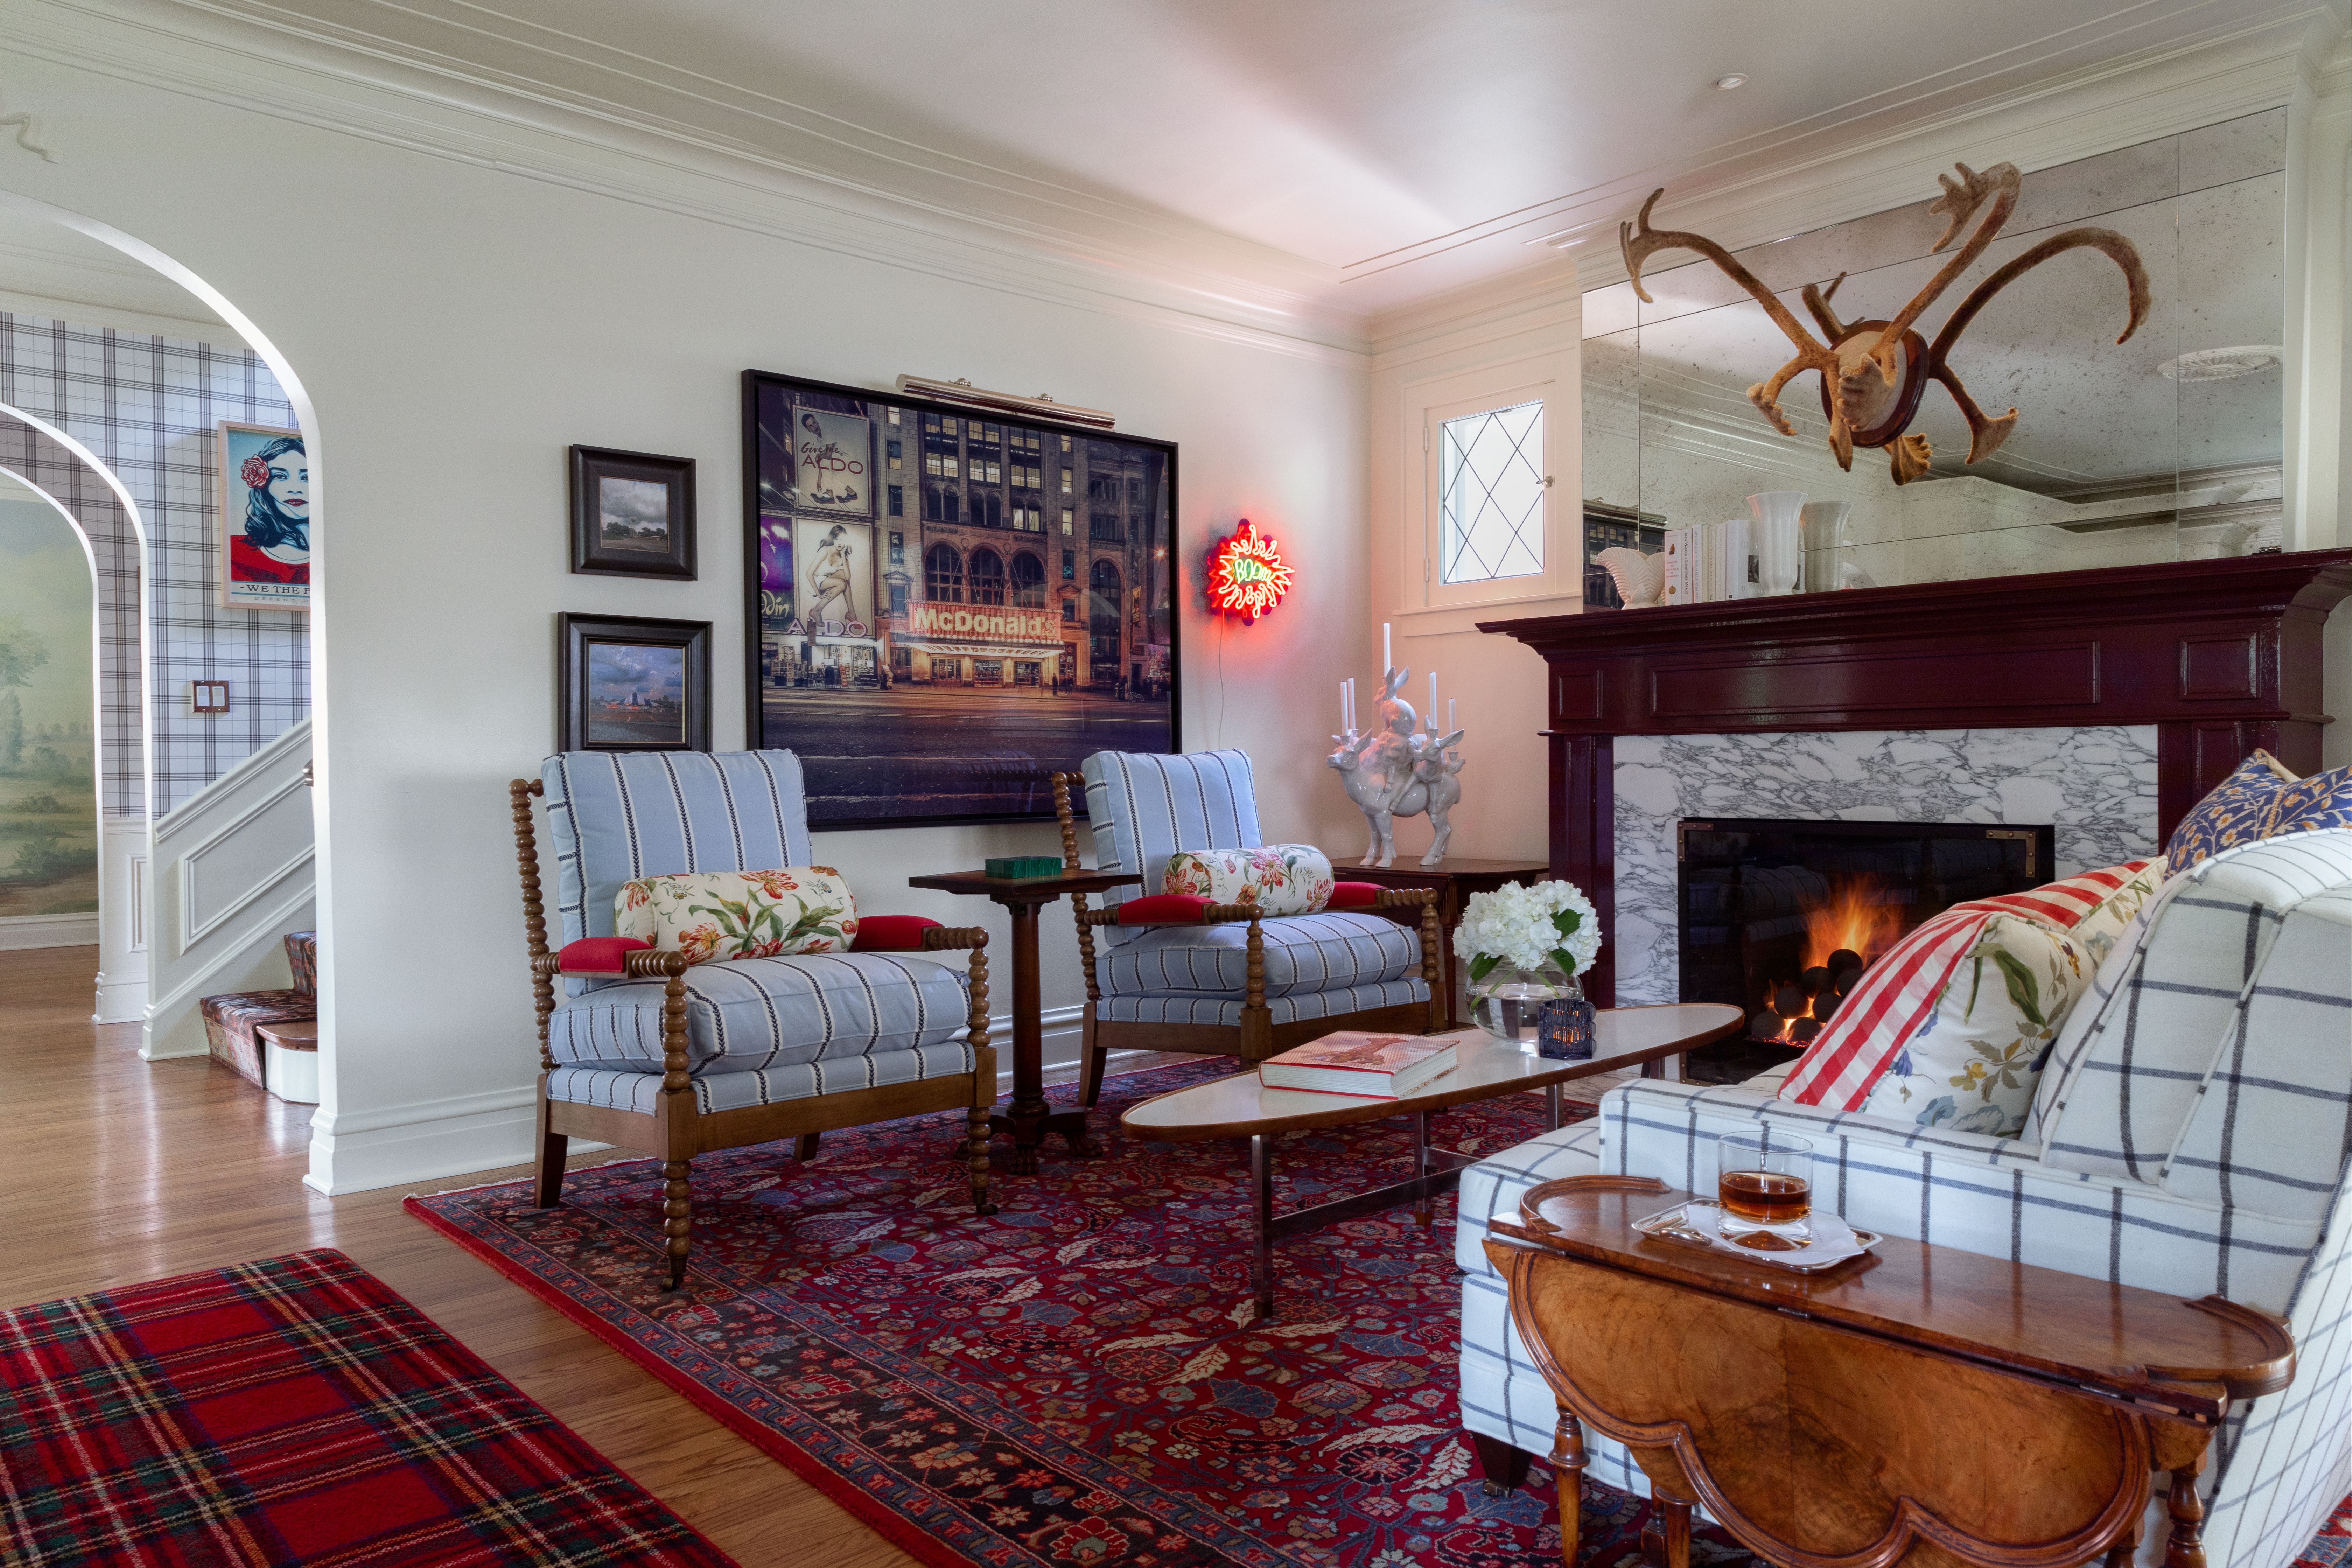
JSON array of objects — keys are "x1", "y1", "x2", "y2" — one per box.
[{"x1": 1120, "y1": 1003, "x2": 1743, "y2": 1321}]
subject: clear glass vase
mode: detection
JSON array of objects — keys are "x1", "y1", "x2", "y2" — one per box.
[{"x1": 1467, "y1": 961, "x2": 1581, "y2": 1044}]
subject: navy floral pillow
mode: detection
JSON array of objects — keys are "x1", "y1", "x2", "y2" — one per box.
[{"x1": 2165, "y1": 751, "x2": 2352, "y2": 876}]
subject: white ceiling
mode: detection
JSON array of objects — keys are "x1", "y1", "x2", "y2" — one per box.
[
  {"x1": 164, "y1": 0, "x2": 2347, "y2": 324},
  {"x1": 3, "y1": 0, "x2": 2344, "y2": 343}
]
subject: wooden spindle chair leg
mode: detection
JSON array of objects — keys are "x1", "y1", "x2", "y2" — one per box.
[{"x1": 661, "y1": 1158, "x2": 691, "y2": 1290}]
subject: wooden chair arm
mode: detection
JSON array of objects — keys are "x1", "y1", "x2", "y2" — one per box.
[
  {"x1": 920, "y1": 926, "x2": 991, "y2": 952},
  {"x1": 531, "y1": 949, "x2": 689, "y2": 980},
  {"x1": 1086, "y1": 902, "x2": 1269, "y2": 927},
  {"x1": 1374, "y1": 887, "x2": 1436, "y2": 910}
]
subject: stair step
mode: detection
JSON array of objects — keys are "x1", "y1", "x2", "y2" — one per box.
[{"x1": 199, "y1": 991, "x2": 316, "y2": 1092}]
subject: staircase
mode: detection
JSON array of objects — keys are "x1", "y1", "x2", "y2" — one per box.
[
  {"x1": 198, "y1": 931, "x2": 320, "y2": 1102},
  {"x1": 142, "y1": 720, "x2": 315, "y2": 1064}
]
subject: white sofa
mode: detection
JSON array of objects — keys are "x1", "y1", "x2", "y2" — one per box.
[{"x1": 1458, "y1": 830, "x2": 2352, "y2": 1568}]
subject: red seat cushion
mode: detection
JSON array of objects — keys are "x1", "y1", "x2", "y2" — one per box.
[
  {"x1": 558, "y1": 937, "x2": 650, "y2": 973},
  {"x1": 1116, "y1": 894, "x2": 1214, "y2": 924},
  {"x1": 1328, "y1": 882, "x2": 1382, "y2": 909},
  {"x1": 850, "y1": 915, "x2": 943, "y2": 951}
]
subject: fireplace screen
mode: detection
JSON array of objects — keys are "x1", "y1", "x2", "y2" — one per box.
[{"x1": 1676, "y1": 818, "x2": 2053, "y2": 1080}]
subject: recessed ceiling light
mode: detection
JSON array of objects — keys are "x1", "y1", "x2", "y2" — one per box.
[
  {"x1": 1713, "y1": 73, "x2": 1749, "y2": 90},
  {"x1": 2160, "y1": 346, "x2": 2284, "y2": 381}
]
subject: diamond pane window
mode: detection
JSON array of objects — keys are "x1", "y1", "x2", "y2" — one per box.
[{"x1": 1438, "y1": 399, "x2": 1545, "y2": 583}]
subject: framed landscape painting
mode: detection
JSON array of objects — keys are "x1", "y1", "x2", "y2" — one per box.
[
  {"x1": 556, "y1": 613, "x2": 712, "y2": 754},
  {"x1": 742, "y1": 369, "x2": 1179, "y2": 829},
  {"x1": 568, "y1": 446, "x2": 696, "y2": 580},
  {"x1": 217, "y1": 422, "x2": 309, "y2": 610}
]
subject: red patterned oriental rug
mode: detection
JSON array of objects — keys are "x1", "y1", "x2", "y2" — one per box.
[
  {"x1": 406, "y1": 1062, "x2": 2352, "y2": 1568},
  {"x1": 0, "y1": 1248, "x2": 737, "y2": 1567}
]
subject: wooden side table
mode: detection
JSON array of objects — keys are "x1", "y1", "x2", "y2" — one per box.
[
  {"x1": 907, "y1": 867, "x2": 1139, "y2": 1175},
  {"x1": 1322, "y1": 855, "x2": 1550, "y2": 1022},
  {"x1": 1488, "y1": 1176, "x2": 2296, "y2": 1568}
]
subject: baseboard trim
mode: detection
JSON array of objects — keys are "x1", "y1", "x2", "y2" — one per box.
[{"x1": 0, "y1": 913, "x2": 98, "y2": 950}]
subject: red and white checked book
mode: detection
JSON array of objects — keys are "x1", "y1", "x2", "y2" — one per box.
[{"x1": 1258, "y1": 1031, "x2": 1458, "y2": 1099}]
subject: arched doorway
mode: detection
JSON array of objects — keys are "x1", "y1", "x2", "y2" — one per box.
[{"x1": 0, "y1": 407, "x2": 149, "y2": 1022}]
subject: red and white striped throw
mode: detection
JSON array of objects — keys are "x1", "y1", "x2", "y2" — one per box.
[{"x1": 1779, "y1": 861, "x2": 2155, "y2": 1113}]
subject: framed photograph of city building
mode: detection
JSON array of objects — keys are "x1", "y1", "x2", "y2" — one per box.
[
  {"x1": 556, "y1": 612, "x2": 712, "y2": 754},
  {"x1": 742, "y1": 369, "x2": 1179, "y2": 828}
]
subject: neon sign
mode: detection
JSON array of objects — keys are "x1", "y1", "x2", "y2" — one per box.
[{"x1": 1205, "y1": 518, "x2": 1294, "y2": 623}]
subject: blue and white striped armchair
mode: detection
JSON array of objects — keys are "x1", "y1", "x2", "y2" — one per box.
[
  {"x1": 509, "y1": 750, "x2": 997, "y2": 1289},
  {"x1": 1051, "y1": 748, "x2": 1442, "y2": 1104},
  {"x1": 1456, "y1": 828, "x2": 2352, "y2": 1568}
]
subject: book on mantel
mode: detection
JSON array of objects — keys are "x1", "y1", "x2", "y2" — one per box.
[{"x1": 1257, "y1": 1031, "x2": 1459, "y2": 1099}]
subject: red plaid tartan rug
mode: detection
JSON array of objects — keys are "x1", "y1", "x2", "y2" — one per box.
[{"x1": 0, "y1": 1248, "x2": 737, "y2": 1567}]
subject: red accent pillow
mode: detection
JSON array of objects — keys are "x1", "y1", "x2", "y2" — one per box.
[
  {"x1": 852, "y1": 915, "x2": 944, "y2": 951},
  {"x1": 1117, "y1": 894, "x2": 1213, "y2": 924},
  {"x1": 559, "y1": 936, "x2": 650, "y2": 973},
  {"x1": 1328, "y1": 882, "x2": 1382, "y2": 909}
]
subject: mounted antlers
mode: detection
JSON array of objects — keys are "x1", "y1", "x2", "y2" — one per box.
[{"x1": 1619, "y1": 162, "x2": 2151, "y2": 486}]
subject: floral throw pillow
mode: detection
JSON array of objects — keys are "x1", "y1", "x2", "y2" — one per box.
[
  {"x1": 614, "y1": 868, "x2": 858, "y2": 966},
  {"x1": 1851, "y1": 912, "x2": 2092, "y2": 1136},
  {"x1": 1779, "y1": 862, "x2": 2151, "y2": 1137},
  {"x1": 1162, "y1": 845, "x2": 1335, "y2": 916},
  {"x1": 2165, "y1": 751, "x2": 2352, "y2": 876}
]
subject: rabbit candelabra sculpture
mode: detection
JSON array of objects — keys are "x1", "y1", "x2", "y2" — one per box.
[{"x1": 1329, "y1": 664, "x2": 1465, "y2": 867}]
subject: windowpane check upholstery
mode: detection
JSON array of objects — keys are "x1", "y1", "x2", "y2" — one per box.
[{"x1": 1457, "y1": 827, "x2": 2352, "y2": 1568}]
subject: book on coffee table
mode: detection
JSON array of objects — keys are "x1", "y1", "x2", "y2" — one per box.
[{"x1": 1257, "y1": 1031, "x2": 1458, "y2": 1099}]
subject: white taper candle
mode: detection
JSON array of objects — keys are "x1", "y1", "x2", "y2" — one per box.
[
  {"x1": 1339, "y1": 681, "x2": 1348, "y2": 735},
  {"x1": 1448, "y1": 697, "x2": 1457, "y2": 733},
  {"x1": 1383, "y1": 623, "x2": 1392, "y2": 672},
  {"x1": 1428, "y1": 671, "x2": 1437, "y2": 728}
]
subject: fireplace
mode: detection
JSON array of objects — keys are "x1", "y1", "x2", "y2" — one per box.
[{"x1": 1675, "y1": 818, "x2": 2053, "y2": 1082}]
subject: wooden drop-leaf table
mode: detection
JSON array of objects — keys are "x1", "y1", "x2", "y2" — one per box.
[{"x1": 1487, "y1": 1176, "x2": 2296, "y2": 1568}]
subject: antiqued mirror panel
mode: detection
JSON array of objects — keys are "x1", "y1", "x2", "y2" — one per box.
[{"x1": 1582, "y1": 111, "x2": 2286, "y2": 595}]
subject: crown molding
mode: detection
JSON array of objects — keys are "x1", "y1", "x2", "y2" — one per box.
[
  {"x1": 1367, "y1": 263, "x2": 1584, "y2": 377},
  {"x1": 0, "y1": 0, "x2": 1379, "y2": 366},
  {"x1": 5, "y1": 0, "x2": 2345, "y2": 377},
  {"x1": 1559, "y1": 6, "x2": 2347, "y2": 296}
]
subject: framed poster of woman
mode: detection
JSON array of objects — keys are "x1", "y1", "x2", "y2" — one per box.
[
  {"x1": 217, "y1": 422, "x2": 310, "y2": 610},
  {"x1": 742, "y1": 369, "x2": 1180, "y2": 830}
]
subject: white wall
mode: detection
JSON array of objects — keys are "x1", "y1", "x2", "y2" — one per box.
[
  {"x1": 1362, "y1": 272, "x2": 1583, "y2": 869},
  {"x1": 0, "y1": 45, "x2": 1372, "y2": 1194}
]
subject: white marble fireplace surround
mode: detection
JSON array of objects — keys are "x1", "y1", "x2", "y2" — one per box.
[{"x1": 1611, "y1": 726, "x2": 2160, "y2": 1006}]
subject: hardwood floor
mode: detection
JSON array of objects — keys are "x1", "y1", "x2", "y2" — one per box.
[{"x1": 0, "y1": 946, "x2": 1178, "y2": 1567}]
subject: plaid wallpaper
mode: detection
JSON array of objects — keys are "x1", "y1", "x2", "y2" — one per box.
[
  {"x1": 0, "y1": 314, "x2": 307, "y2": 817},
  {"x1": 0, "y1": 415, "x2": 142, "y2": 819}
]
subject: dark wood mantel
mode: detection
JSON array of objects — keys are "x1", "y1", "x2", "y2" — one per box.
[{"x1": 1483, "y1": 550, "x2": 2352, "y2": 1006}]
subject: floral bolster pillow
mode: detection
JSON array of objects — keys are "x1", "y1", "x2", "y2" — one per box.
[
  {"x1": 1161, "y1": 845, "x2": 1335, "y2": 916},
  {"x1": 614, "y1": 868, "x2": 858, "y2": 966}
]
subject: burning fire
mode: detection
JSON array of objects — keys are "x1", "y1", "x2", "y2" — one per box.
[
  {"x1": 1800, "y1": 875, "x2": 1904, "y2": 972},
  {"x1": 1756, "y1": 875, "x2": 1902, "y2": 1045}
]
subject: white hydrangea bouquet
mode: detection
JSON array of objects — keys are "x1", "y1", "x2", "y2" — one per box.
[{"x1": 1455, "y1": 878, "x2": 1601, "y2": 1042}]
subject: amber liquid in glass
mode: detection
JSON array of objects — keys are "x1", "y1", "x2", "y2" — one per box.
[{"x1": 1717, "y1": 1170, "x2": 1811, "y2": 1227}]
